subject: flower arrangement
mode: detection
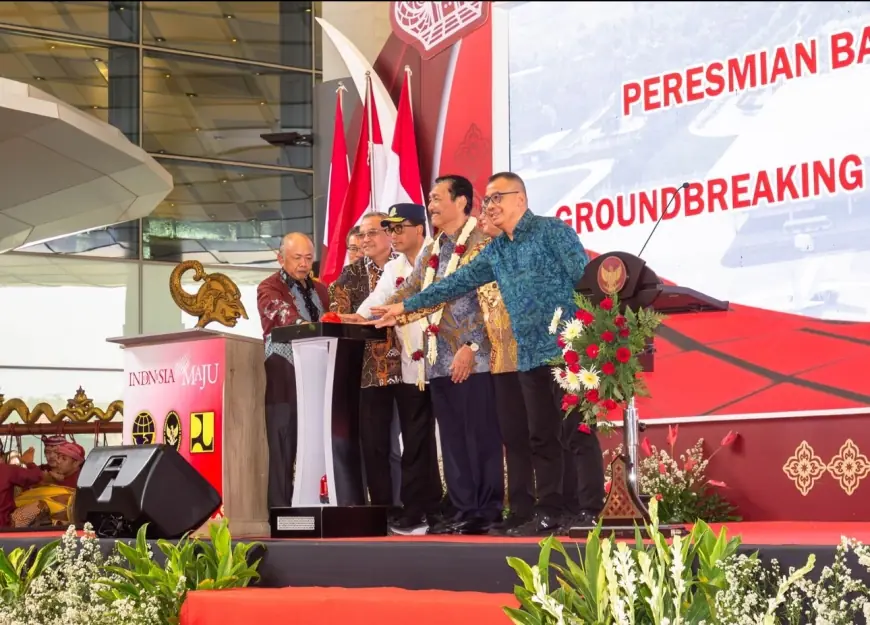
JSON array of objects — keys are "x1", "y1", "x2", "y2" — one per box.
[
  {"x1": 0, "y1": 519, "x2": 261, "y2": 625},
  {"x1": 604, "y1": 425, "x2": 739, "y2": 523},
  {"x1": 716, "y1": 537, "x2": 870, "y2": 625},
  {"x1": 550, "y1": 293, "x2": 664, "y2": 434},
  {"x1": 505, "y1": 498, "x2": 870, "y2": 625}
]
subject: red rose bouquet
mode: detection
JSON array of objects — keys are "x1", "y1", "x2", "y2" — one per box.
[{"x1": 550, "y1": 293, "x2": 664, "y2": 434}]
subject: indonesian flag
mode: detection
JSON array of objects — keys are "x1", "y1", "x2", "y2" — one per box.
[
  {"x1": 320, "y1": 87, "x2": 350, "y2": 264},
  {"x1": 321, "y1": 75, "x2": 386, "y2": 283},
  {"x1": 379, "y1": 68, "x2": 425, "y2": 213}
]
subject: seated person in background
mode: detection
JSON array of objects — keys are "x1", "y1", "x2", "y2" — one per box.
[
  {"x1": 39, "y1": 435, "x2": 66, "y2": 470},
  {"x1": 12, "y1": 442, "x2": 84, "y2": 528},
  {"x1": 0, "y1": 447, "x2": 57, "y2": 528}
]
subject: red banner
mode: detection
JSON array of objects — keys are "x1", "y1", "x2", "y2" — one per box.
[{"x1": 122, "y1": 338, "x2": 225, "y2": 512}]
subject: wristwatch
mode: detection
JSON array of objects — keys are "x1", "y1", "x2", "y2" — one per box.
[{"x1": 465, "y1": 342, "x2": 479, "y2": 353}]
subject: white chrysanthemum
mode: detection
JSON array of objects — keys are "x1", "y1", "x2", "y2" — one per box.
[
  {"x1": 548, "y1": 307, "x2": 563, "y2": 335},
  {"x1": 579, "y1": 367, "x2": 600, "y2": 390},
  {"x1": 561, "y1": 319, "x2": 585, "y2": 341},
  {"x1": 564, "y1": 370, "x2": 582, "y2": 392}
]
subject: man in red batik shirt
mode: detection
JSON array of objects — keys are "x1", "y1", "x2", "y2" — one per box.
[{"x1": 257, "y1": 233, "x2": 329, "y2": 509}]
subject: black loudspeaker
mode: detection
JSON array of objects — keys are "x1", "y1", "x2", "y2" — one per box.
[{"x1": 74, "y1": 444, "x2": 221, "y2": 539}]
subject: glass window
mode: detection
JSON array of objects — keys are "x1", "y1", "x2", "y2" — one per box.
[
  {"x1": 313, "y1": 2, "x2": 322, "y2": 71},
  {"x1": 143, "y1": 159, "x2": 313, "y2": 266},
  {"x1": 143, "y1": 1, "x2": 313, "y2": 68},
  {"x1": 143, "y1": 52, "x2": 313, "y2": 169},
  {"x1": 0, "y1": 29, "x2": 142, "y2": 259},
  {"x1": 0, "y1": 1, "x2": 139, "y2": 43},
  {"x1": 0, "y1": 255, "x2": 139, "y2": 369},
  {"x1": 140, "y1": 263, "x2": 272, "y2": 340},
  {"x1": 16, "y1": 222, "x2": 140, "y2": 259}
]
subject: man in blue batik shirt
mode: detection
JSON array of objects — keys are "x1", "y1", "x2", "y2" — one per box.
[{"x1": 375, "y1": 172, "x2": 605, "y2": 536}]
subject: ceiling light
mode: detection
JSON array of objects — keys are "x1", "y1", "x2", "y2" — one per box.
[
  {"x1": 224, "y1": 14, "x2": 234, "y2": 19},
  {"x1": 194, "y1": 127, "x2": 201, "y2": 132},
  {"x1": 34, "y1": 76, "x2": 45, "y2": 81},
  {"x1": 186, "y1": 92, "x2": 198, "y2": 98},
  {"x1": 164, "y1": 73, "x2": 171, "y2": 79},
  {"x1": 259, "y1": 101, "x2": 266, "y2": 106},
  {"x1": 231, "y1": 38, "x2": 238, "y2": 43},
  {"x1": 155, "y1": 37, "x2": 166, "y2": 43}
]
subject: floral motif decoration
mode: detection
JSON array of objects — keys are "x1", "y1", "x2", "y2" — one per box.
[
  {"x1": 826, "y1": 438, "x2": 870, "y2": 496},
  {"x1": 782, "y1": 440, "x2": 827, "y2": 496}
]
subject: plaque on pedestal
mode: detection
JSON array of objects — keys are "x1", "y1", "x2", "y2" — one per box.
[{"x1": 268, "y1": 322, "x2": 389, "y2": 538}]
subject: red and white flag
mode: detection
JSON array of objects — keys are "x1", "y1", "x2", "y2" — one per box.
[
  {"x1": 320, "y1": 75, "x2": 385, "y2": 283},
  {"x1": 379, "y1": 67, "x2": 425, "y2": 215},
  {"x1": 320, "y1": 85, "x2": 350, "y2": 265}
]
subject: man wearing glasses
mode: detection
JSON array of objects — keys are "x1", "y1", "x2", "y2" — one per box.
[
  {"x1": 375, "y1": 172, "x2": 604, "y2": 536},
  {"x1": 349, "y1": 203, "x2": 442, "y2": 534}
]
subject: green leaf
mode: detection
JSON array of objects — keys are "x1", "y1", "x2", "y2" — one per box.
[{"x1": 503, "y1": 606, "x2": 542, "y2": 625}]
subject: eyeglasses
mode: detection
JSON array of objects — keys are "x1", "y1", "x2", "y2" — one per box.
[
  {"x1": 347, "y1": 245, "x2": 361, "y2": 254},
  {"x1": 482, "y1": 191, "x2": 519, "y2": 209},
  {"x1": 359, "y1": 228, "x2": 386, "y2": 239},
  {"x1": 387, "y1": 222, "x2": 420, "y2": 235}
]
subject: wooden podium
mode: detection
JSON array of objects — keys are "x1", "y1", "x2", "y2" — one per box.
[
  {"x1": 107, "y1": 328, "x2": 269, "y2": 537},
  {"x1": 267, "y1": 321, "x2": 389, "y2": 538}
]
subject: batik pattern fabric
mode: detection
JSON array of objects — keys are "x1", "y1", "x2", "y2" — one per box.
[
  {"x1": 330, "y1": 256, "x2": 403, "y2": 388},
  {"x1": 468, "y1": 241, "x2": 519, "y2": 375},
  {"x1": 403, "y1": 211, "x2": 589, "y2": 372},
  {"x1": 391, "y1": 227, "x2": 491, "y2": 381},
  {"x1": 263, "y1": 270, "x2": 325, "y2": 365}
]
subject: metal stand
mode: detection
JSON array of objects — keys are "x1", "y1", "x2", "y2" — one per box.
[{"x1": 568, "y1": 398, "x2": 684, "y2": 539}]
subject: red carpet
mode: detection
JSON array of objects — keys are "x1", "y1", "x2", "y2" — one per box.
[{"x1": 179, "y1": 587, "x2": 515, "y2": 625}]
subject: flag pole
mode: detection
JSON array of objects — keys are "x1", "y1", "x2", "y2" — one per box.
[
  {"x1": 365, "y1": 71, "x2": 376, "y2": 214},
  {"x1": 404, "y1": 65, "x2": 430, "y2": 238}
]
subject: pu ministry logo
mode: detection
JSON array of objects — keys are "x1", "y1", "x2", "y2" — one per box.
[{"x1": 189, "y1": 411, "x2": 215, "y2": 454}]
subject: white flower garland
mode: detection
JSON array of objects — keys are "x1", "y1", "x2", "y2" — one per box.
[
  {"x1": 395, "y1": 260, "x2": 426, "y2": 391},
  {"x1": 418, "y1": 217, "x2": 478, "y2": 366}
]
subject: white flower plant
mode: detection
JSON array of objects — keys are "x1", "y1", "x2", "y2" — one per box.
[
  {"x1": 504, "y1": 498, "x2": 870, "y2": 625},
  {"x1": 0, "y1": 518, "x2": 263, "y2": 625}
]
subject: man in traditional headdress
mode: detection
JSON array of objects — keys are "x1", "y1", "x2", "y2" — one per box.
[{"x1": 11, "y1": 441, "x2": 84, "y2": 528}]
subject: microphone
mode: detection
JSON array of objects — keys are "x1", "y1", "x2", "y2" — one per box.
[{"x1": 637, "y1": 182, "x2": 689, "y2": 257}]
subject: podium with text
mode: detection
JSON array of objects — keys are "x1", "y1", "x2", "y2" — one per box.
[
  {"x1": 268, "y1": 321, "x2": 388, "y2": 538},
  {"x1": 108, "y1": 329, "x2": 269, "y2": 537},
  {"x1": 569, "y1": 252, "x2": 729, "y2": 538}
]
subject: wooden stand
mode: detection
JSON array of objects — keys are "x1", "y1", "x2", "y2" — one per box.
[{"x1": 108, "y1": 329, "x2": 269, "y2": 538}]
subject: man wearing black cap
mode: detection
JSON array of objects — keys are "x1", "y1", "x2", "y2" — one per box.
[
  {"x1": 332, "y1": 208, "x2": 441, "y2": 531},
  {"x1": 351, "y1": 203, "x2": 442, "y2": 533}
]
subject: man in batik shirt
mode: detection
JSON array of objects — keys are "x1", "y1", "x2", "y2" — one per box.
[
  {"x1": 330, "y1": 213, "x2": 407, "y2": 511},
  {"x1": 257, "y1": 233, "x2": 329, "y2": 509},
  {"x1": 373, "y1": 176, "x2": 504, "y2": 536}
]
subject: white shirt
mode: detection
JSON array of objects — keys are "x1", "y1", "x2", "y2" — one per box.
[{"x1": 358, "y1": 253, "x2": 426, "y2": 385}]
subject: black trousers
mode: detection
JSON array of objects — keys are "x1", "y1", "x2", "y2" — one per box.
[
  {"x1": 359, "y1": 384, "x2": 442, "y2": 517},
  {"x1": 516, "y1": 366, "x2": 604, "y2": 516},
  {"x1": 494, "y1": 371, "x2": 580, "y2": 518},
  {"x1": 430, "y1": 373, "x2": 504, "y2": 522},
  {"x1": 264, "y1": 355, "x2": 298, "y2": 509}
]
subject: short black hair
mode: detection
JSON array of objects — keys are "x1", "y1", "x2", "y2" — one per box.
[
  {"x1": 435, "y1": 174, "x2": 474, "y2": 215},
  {"x1": 488, "y1": 171, "x2": 527, "y2": 195},
  {"x1": 345, "y1": 225, "x2": 361, "y2": 246}
]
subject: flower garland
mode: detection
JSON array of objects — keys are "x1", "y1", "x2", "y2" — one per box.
[
  {"x1": 418, "y1": 217, "x2": 478, "y2": 365},
  {"x1": 394, "y1": 260, "x2": 427, "y2": 391}
]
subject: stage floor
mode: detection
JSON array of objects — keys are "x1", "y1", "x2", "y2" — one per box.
[{"x1": 2, "y1": 522, "x2": 867, "y2": 593}]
